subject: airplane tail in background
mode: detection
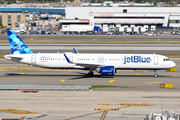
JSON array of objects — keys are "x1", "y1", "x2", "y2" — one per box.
[{"x1": 7, "y1": 30, "x2": 34, "y2": 54}]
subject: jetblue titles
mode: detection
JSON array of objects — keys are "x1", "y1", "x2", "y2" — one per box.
[{"x1": 124, "y1": 55, "x2": 151, "y2": 64}]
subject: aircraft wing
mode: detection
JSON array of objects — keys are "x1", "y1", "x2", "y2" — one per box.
[
  {"x1": 63, "y1": 53, "x2": 100, "y2": 68},
  {"x1": 75, "y1": 63, "x2": 100, "y2": 68}
]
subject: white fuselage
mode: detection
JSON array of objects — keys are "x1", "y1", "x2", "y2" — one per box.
[{"x1": 4, "y1": 53, "x2": 176, "y2": 70}]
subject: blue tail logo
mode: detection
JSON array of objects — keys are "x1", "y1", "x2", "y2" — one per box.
[{"x1": 7, "y1": 30, "x2": 34, "y2": 54}]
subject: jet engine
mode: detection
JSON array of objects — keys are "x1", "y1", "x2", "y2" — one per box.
[{"x1": 97, "y1": 66, "x2": 115, "y2": 76}]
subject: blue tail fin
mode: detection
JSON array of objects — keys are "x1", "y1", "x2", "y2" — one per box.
[{"x1": 7, "y1": 30, "x2": 34, "y2": 54}]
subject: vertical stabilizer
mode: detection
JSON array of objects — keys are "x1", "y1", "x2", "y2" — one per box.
[{"x1": 7, "y1": 30, "x2": 34, "y2": 54}]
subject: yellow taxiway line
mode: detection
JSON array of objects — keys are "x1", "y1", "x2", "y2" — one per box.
[
  {"x1": 60, "y1": 79, "x2": 65, "y2": 82},
  {"x1": 146, "y1": 81, "x2": 162, "y2": 84},
  {"x1": 0, "y1": 109, "x2": 39, "y2": 114},
  {"x1": 100, "y1": 110, "x2": 108, "y2": 120},
  {"x1": 134, "y1": 73, "x2": 141, "y2": 75},
  {"x1": 108, "y1": 80, "x2": 115, "y2": 83}
]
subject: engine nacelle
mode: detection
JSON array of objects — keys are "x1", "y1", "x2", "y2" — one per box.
[{"x1": 100, "y1": 66, "x2": 115, "y2": 76}]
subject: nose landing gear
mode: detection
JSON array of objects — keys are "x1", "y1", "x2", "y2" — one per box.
[{"x1": 154, "y1": 70, "x2": 158, "y2": 77}]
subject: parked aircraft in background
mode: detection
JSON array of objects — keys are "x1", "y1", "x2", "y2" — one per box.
[{"x1": 4, "y1": 30, "x2": 176, "y2": 77}]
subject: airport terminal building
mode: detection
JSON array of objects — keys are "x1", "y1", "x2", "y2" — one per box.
[
  {"x1": 0, "y1": 7, "x2": 180, "y2": 31},
  {"x1": 65, "y1": 7, "x2": 180, "y2": 30},
  {"x1": 0, "y1": 8, "x2": 65, "y2": 28}
]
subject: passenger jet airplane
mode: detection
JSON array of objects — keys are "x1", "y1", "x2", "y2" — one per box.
[{"x1": 4, "y1": 30, "x2": 176, "y2": 77}]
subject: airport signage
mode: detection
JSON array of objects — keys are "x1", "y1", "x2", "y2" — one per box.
[{"x1": 160, "y1": 84, "x2": 173, "y2": 88}]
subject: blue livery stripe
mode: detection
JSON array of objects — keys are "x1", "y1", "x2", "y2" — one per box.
[
  {"x1": 73, "y1": 48, "x2": 78, "y2": 54},
  {"x1": 63, "y1": 53, "x2": 71, "y2": 63}
]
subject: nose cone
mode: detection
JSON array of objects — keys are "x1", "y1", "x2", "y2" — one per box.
[{"x1": 171, "y1": 61, "x2": 176, "y2": 68}]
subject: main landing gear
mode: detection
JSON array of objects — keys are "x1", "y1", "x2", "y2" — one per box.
[
  {"x1": 154, "y1": 70, "x2": 158, "y2": 77},
  {"x1": 87, "y1": 68, "x2": 94, "y2": 77}
]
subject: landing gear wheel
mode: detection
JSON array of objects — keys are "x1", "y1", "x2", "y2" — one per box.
[
  {"x1": 87, "y1": 68, "x2": 94, "y2": 77},
  {"x1": 87, "y1": 72, "x2": 93, "y2": 77},
  {"x1": 154, "y1": 74, "x2": 158, "y2": 77},
  {"x1": 154, "y1": 70, "x2": 158, "y2": 77}
]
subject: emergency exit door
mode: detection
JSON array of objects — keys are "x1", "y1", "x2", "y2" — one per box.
[
  {"x1": 154, "y1": 56, "x2": 158, "y2": 65},
  {"x1": 69, "y1": 56, "x2": 73, "y2": 62},
  {"x1": 31, "y1": 55, "x2": 36, "y2": 64}
]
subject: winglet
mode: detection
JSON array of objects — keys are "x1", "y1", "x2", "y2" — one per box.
[
  {"x1": 63, "y1": 53, "x2": 73, "y2": 63},
  {"x1": 73, "y1": 48, "x2": 79, "y2": 54}
]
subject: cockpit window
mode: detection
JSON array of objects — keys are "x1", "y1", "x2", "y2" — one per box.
[{"x1": 163, "y1": 58, "x2": 170, "y2": 61}]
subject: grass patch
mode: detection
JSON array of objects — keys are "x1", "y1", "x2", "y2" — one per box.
[
  {"x1": 91, "y1": 85, "x2": 136, "y2": 89},
  {"x1": 1, "y1": 40, "x2": 180, "y2": 44},
  {"x1": 91, "y1": 85, "x2": 172, "y2": 89}
]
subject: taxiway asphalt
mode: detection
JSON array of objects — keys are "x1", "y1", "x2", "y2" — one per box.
[
  {"x1": 1, "y1": 43, "x2": 180, "y2": 53},
  {"x1": 0, "y1": 58, "x2": 179, "y2": 89},
  {"x1": 0, "y1": 36, "x2": 180, "y2": 120},
  {"x1": 0, "y1": 90, "x2": 180, "y2": 120},
  {"x1": 1, "y1": 35, "x2": 180, "y2": 41}
]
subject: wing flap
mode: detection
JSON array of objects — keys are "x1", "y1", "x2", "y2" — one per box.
[{"x1": 75, "y1": 63, "x2": 100, "y2": 68}]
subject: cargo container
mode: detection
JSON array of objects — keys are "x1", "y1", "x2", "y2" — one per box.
[
  {"x1": 130, "y1": 25, "x2": 135, "y2": 28},
  {"x1": 140, "y1": 27, "x2": 146, "y2": 33},
  {"x1": 127, "y1": 27, "x2": 132, "y2": 33},
  {"x1": 133, "y1": 27, "x2": 139, "y2": 33},
  {"x1": 133, "y1": 27, "x2": 139, "y2": 34},
  {"x1": 119, "y1": 26, "x2": 124, "y2": 35},
  {"x1": 62, "y1": 25, "x2": 93, "y2": 34},
  {"x1": 103, "y1": 24, "x2": 111, "y2": 35},
  {"x1": 109, "y1": 25, "x2": 115, "y2": 31},
  {"x1": 144, "y1": 111, "x2": 179, "y2": 120},
  {"x1": 144, "y1": 25, "x2": 149, "y2": 32},
  {"x1": 151, "y1": 25, "x2": 156, "y2": 31}
]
